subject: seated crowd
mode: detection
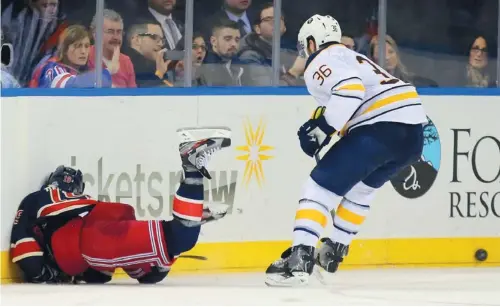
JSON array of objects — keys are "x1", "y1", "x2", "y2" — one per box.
[{"x1": 0, "y1": 0, "x2": 497, "y2": 88}]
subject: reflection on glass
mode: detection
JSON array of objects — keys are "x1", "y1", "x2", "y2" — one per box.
[
  {"x1": 386, "y1": 0, "x2": 498, "y2": 87},
  {"x1": 1, "y1": 0, "x2": 70, "y2": 87}
]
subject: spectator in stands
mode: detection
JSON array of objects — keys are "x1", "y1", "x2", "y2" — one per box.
[
  {"x1": 171, "y1": 32, "x2": 208, "y2": 86},
  {"x1": 1, "y1": 26, "x2": 20, "y2": 88},
  {"x1": 1, "y1": 0, "x2": 68, "y2": 86},
  {"x1": 132, "y1": 0, "x2": 183, "y2": 51},
  {"x1": 29, "y1": 25, "x2": 112, "y2": 88},
  {"x1": 369, "y1": 34, "x2": 438, "y2": 87},
  {"x1": 203, "y1": 0, "x2": 255, "y2": 39},
  {"x1": 341, "y1": 35, "x2": 356, "y2": 50},
  {"x1": 198, "y1": 20, "x2": 243, "y2": 86},
  {"x1": 238, "y1": 2, "x2": 304, "y2": 86},
  {"x1": 460, "y1": 36, "x2": 496, "y2": 88},
  {"x1": 125, "y1": 21, "x2": 174, "y2": 87},
  {"x1": 88, "y1": 9, "x2": 136, "y2": 88},
  {"x1": 31, "y1": 0, "x2": 58, "y2": 20}
]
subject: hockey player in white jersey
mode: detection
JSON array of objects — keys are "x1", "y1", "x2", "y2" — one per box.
[{"x1": 265, "y1": 15, "x2": 428, "y2": 286}]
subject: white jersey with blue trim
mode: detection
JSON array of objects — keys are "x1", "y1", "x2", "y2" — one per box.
[{"x1": 303, "y1": 43, "x2": 428, "y2": 135}]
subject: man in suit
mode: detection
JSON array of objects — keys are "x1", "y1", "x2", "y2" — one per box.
[
  {"x1": 133, "y1": 0, "x2": 184, "y2": 51},
  {"x1": 124, "y1": 21, "x2": 173, "y2": 87},
  {"x1": 200, "y1": 0, "x2": 255, "y2": 40}
]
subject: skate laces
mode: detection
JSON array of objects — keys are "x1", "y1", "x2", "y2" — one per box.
[
  {"x1": 272, "y1": 258, "x2": 287, "y2": 267},
  {"x1": 195, "y1": 146, "x2": 220, "y2": 169}
]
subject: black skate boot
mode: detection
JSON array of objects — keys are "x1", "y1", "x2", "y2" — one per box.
[
  {"x1": 179, "y1": 137, "x2": 231, "y2": 180},
  {"x1": 265, "y1": 245, "x2": 315, "y2": 287},
  {"x1": 313, "y1": 238, "x2": 349, "y2": 284},
  {"x1": 265, "y1": 247, "x2": 292, "y2": 275}
]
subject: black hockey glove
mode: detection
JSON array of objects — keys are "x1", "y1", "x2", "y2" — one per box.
[
  {"x1": 30, "y1": 265, "x2": 73, "y2": 284},
  {"x1": 30, "y1": 265, "x2": 58, "y2": 283},
  {"x1": 297, "y1": 106, "x2": 336, "y2": 157}
]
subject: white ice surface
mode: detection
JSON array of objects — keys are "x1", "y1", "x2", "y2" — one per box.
[{"x1": 1, "y1": 268, "x2": 499, "y2": 306}]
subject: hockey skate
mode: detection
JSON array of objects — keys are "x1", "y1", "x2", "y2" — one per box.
[
  {"x1": 176, "y1": 127, "x2": 232, "y2": 227},
  {"x1": 265, "y1": 245, "x2": 315, "y2": 287},
  {"x1": 178, "y1": 126, "x2": 231, "y2": 180},
  {"x1": 313, "y1": 238, "x2": 349, "y2": 284}
]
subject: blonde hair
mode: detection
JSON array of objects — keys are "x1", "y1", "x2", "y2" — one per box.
[
  {"x1": 56, "y1": 25, "x2": 90, "y2": 63},
  {"x1": 369, "y1": 34, "x2": 411, "y2": 81}
]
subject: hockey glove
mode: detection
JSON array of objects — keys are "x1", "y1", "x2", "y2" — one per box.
[
  {"x1": 30, "y1": 265, "x2": 62, "y2": 283},
  {"x1": 297, "y1": 106, "x2": 336, "y2": 158}
]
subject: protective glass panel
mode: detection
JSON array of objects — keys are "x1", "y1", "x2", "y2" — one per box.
[
  {"x1": 385, "y1": 0, "x2": 498, "y2": 88},
  {"x1": 106, "y1": 0, "x2": 187, "y2": 87},
  {"x1": 283, "y1": 0, "x2": 380, "y2": 87},
  {"x1": 1, "y1": 0, "x2": 97, "y2": 88}
]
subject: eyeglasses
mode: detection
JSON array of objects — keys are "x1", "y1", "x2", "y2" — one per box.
[
  {"x1": 138, "y1": 33, "x2": 165, "y2": 44},
  {"x1": 192, "y1": 44, "x2": 207, "y2": 51},
  {"x1": 471, "y1": 46, "x2": 488, "y2": 53}
]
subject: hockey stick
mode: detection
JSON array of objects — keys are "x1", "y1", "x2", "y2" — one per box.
[
  {"x1": 178, "y1": 255, "x2": 208, "y2": 261},
  {"x1": 314, "y1": 152, "x2": 320, "y2": 164}
]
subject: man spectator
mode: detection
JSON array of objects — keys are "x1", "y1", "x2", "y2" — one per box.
[
  {"x1": 198, "y1": 20, "x2": 244, "y2": 86},
  {"x1": 132, "y1": 0, "x2": 184, "y2": 51},
  {"x1": 341, "y1": 35, "x2": 356, "y2": 50},
  {"x1": 238, "y1": 2, "x2": 304, "y2": 86},
  {"x1": 201, "y1": 0, "x2": 255, "y2": 39},
  {"x1": 88, "y1": 9, "x2": 136, "y2": 88},
  {"x1": 125, "y1": 21, "x2": 173, "y2": 87},
  {"x1": 31, "y1": 0, "x2": 58, "y2": 20}
]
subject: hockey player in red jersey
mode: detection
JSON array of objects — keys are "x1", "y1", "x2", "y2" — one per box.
[{"x1": 10, "y1": 132, "x2": 231, "y2": 284}]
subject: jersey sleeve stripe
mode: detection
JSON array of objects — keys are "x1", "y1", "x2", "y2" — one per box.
[
  {"x1": 11, "y1": 239, "x2": 43, "y2": 263},
  {"x1": 37, "y1": 199, "x2": 96, "y2": 217},
  {"x1": 50, "y1": 187, "x2": 62, "y2": 202},
  {"x1": 51, "y1": 73, "x2": 72, "y2": 88},
  {"x1": 337, "y1": 84, "x2": 365, "y2": 91},
  {"x1": 11, "y1": 237, "x2": 37, "y2": 246},
  {"x1": 12, "y1": 251, "x2": 44, "y2": 263}
]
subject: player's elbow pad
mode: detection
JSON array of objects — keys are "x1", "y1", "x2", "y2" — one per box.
[{"x1": 15, "y1": 256, "x2": 45, "y2": 282}]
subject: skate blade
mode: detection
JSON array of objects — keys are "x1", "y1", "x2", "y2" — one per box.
[
  {"x1": 177, "y1": 126, "x2": 231, "y2": 143},
  {"x1": 264, "y1": 272, "x2": 310, "y2": 287},
  {"x1": 313, "y1": 265, "x2": 336, "y2": 286},
  {"x1": 203, "y1": 203, "x2": 230, "y2": 215}
]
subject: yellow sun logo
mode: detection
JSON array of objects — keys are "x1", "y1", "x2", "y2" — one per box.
[{"x1": 236, "y1": 118, "x2": 274, "y2": 187}]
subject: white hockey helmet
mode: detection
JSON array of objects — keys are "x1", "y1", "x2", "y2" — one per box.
[{"x1": 298, "y1": 14, "x2": 342, "y2": 57}]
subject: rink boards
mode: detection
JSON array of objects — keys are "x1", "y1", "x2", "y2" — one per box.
[{"x1": 1, "y1": 88, "x2": 499, "y2": 283}]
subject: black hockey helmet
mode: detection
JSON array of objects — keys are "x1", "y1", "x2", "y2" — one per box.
[{"x1": 45, "y1": 165, "x2": 85, "y2": 194}]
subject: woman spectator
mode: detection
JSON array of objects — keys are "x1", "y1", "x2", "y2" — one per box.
[
  {"x1": 459, "y1": 35, "x2": 496, "y2": 88},
  {"x1": 369, "y1": 34, "x2": 438, "y2": 87},
  {"x1": 29, "y1": 24, "x2": 113, "y2": 88},
  {"x1": 171, "y1": 32, "x2": 208, "y2": 86}
]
